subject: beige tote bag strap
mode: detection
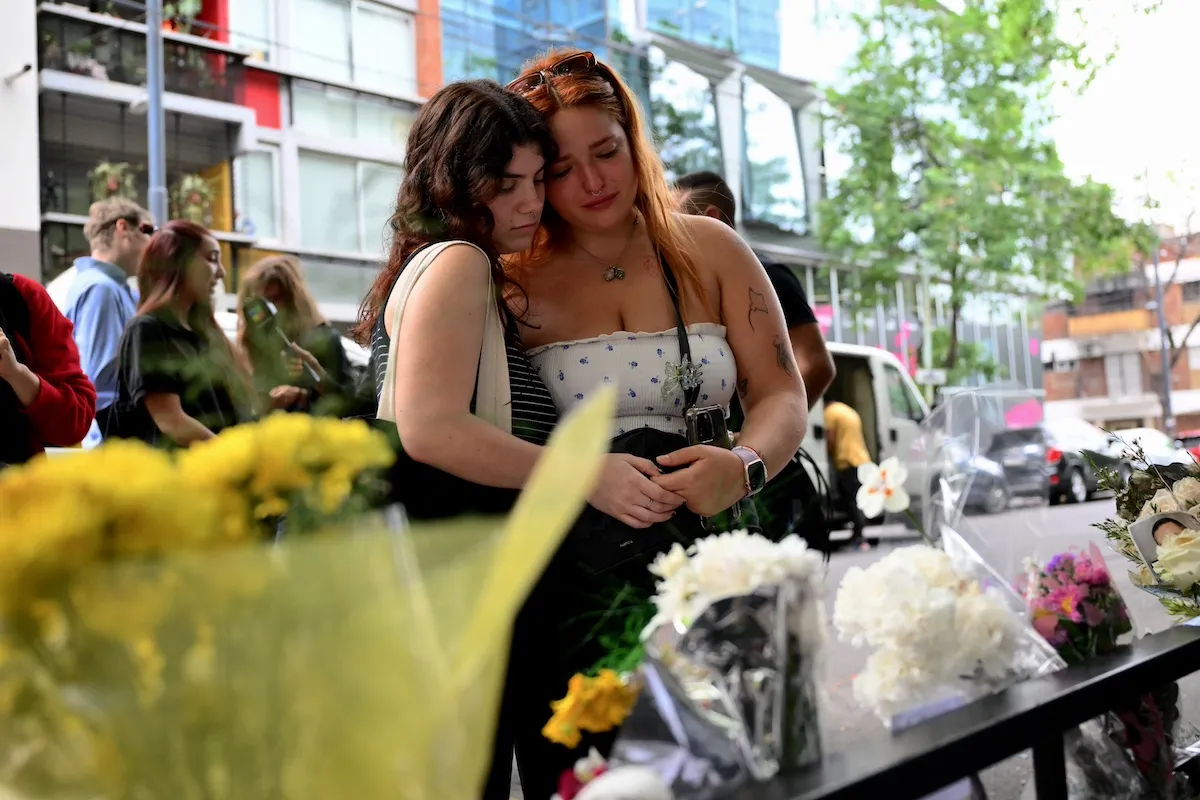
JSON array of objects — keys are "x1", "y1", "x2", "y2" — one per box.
[{"x1": 376, "y1": 241, "x2": 510, "y2": 432}]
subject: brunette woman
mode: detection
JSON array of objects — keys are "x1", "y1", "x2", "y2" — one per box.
[
  {"x1": 350, "y1": 80, "x2": 683, "y2": 800},
  {"x1": 236, "y1": 255, "x2": 352, "y2": 416},
  {"x1": 504, "y1": 49, "x2": 809, "y2": 797},
  {"x1": 110, "y1": 221, "x2": 253, "y2": 447}
]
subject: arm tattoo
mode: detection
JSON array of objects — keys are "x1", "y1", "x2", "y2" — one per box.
[
  {"x1": 747, "y1": 287, "x2": 768, "y2": 330},
  {"x1": 774, "y1": 335, "x2": 795, "y2": 377},
  {"x1": 736, "y1": 377, "x2": 749, "y2": 398}
]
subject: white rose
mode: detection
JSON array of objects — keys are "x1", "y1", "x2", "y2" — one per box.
[
  {"x1": 1174, "y1": 478, "x2": 1200, "y2": 507},
  {"x1": 1139, "y1": 488, "x2": 1181, "y2": 520},
  {"x1": 1156, "y1": 531, "x2": 1200, "y2": 591}
]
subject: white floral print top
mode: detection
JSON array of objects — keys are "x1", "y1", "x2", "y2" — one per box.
[{"x1": 526, "y1": 323, "x2": 737, "y2": 438}]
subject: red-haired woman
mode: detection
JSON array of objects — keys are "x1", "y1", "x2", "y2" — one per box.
[
  {"x1": 109, "y1": 221, "x2": 253, "y2": 447},
  {"x1": 503, "y1": 50, "x2": 809, "y2": 796}
]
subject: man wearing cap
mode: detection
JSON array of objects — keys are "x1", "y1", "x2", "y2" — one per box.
[{"x1": 62, "y1": 199, "x2": 153, "y2": 446}]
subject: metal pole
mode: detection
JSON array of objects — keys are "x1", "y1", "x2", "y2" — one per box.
[
  {"x1": 146, "y1": 0, "x2": 169, "y2": 223},
  {"x1": 1152, "y1": 240, "x2": 1176, "y2": 436}
]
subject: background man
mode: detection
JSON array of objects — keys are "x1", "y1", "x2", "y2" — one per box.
[
  {"x1": 61, "y1": 199, "x2": 152, "y2": 446},
  {"x1": 823, "y1": 388, "x2": 873, "y2": 551}
]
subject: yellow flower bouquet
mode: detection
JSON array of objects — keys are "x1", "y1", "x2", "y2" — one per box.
[{"x1": 0, "y1": 392, "x2": 615, "y2": 799}]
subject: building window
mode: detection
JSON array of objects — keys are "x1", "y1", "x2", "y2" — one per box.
[
  {"x1": 884, "y1": 364, "x2": 924, "y2": 422},
  {"x1": 292, "y1": 82, "x2": 414, "y2": 148},
  {"x1": 439, "y1": 0, "x2": 530, "y2": 84},
  {"x1": 298, "y1": 151, "x2": 401, "y2": 254},
  {"x1": 229, "y1": 0, "x2": 275, "y2": 62},
  {"x1": 1183, "y1": 281, "x2": 1200, "y2": 303},
  {"x1": 736, "y1": 0, "x2": 781, "y2": 71},
  {"x1": 742, "y1": 77, "x2": 806, "y2": 234},
  {"x1": 351, "y1": 2, "x2": 417, "y2": 96},
  {"x1": 646, "y1": 0, "x2": 734, "y2": 52},
  {"x1": 233, "y1": 148, "x2": 279, "y2": 240},
  {"x1": 1052, "y1": 359, "x2": 1078, "y2": 373},
  {"x1": 648, "y1": 50, "x2": 722, "y2": 181},
  {"x1": 1104, "y1": 353, "x2": 1143, "y2": 398},
  {"x1": 289, "y1": 0, "x2": 415, "y2": 95}
]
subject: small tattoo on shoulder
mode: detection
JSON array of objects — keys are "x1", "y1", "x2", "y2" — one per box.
[
  {"x1": 773, "y1": 335, "x2": 794, "y2": 377},
  {"x1": 737, "y1": 377, "x2": 749, "y2": 397},
  {"x1": 747, "y1": 287, "x2": 768, "y2": 330}
]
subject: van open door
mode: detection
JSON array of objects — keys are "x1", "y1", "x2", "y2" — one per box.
[{"x1": 875, "y1": 357, "x2": 931, "y2": 499}]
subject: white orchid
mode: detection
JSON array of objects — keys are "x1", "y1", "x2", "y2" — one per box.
[{"x1": 856, "y1": 457, "x2": 911, "y2": 518}]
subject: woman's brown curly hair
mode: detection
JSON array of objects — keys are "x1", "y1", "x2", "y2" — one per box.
[{"x1": 350, "y1": 80, "x2": 556, "y2": 344}]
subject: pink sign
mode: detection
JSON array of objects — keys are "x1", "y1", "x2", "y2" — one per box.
[
  {"x1": 1029, "y1": 338, "x2": 1040, "y2": 358},
  {"x1": 813, "y1": 304, "x2": 833, "y2": 336},
  {"x1": 1005, "y1": 399, "x2": 1044, "y2": 429}
]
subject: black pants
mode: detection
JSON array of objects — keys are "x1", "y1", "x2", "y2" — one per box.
[
  {"x1": 836, "y1": 467, "x2": 868, "y2": 542},
  {"x1": 481, "y1": 556, "x2": 657, "y2": 800},
  {"x1": 482, "y1": 509, "x2": 701, "y2": 800}
]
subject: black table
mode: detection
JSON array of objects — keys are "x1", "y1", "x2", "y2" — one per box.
[{"x1": 732, "y1": 626, "x2": 1200, "y2": 799}]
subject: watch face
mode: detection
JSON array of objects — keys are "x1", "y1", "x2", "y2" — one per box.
[{"x1": 747, "y1": 459, "x2": 768, "y2": 493}]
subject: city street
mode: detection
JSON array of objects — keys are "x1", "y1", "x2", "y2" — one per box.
[{"x1": 515, "y1": 495, "x2": 1198, "y2": 799}]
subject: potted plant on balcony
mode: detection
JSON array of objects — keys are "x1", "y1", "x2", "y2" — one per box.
[
  {"x1": 163, "y1": 0, "x2": 203, "y2": 34},
  {"x1": 170, "y1": 174, "x2": 215, "y2": 227},
  {"x1": 88, "y1": 162, "x2": 139, "y2": 203}
]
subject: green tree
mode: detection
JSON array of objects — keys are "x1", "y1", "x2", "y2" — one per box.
[
  {"x1": 647, "y1": 60, "x2": 721, "y2": 180},
  {"x1": 817, "y1": 0, "x2": 1138, "y2": 373},
  {"x1": 930, "y1": 328, "x2": 1005, "y2": 386}
]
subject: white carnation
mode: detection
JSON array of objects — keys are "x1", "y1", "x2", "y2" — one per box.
[
  {"x1": 647, "y1": 531, "x2": 825, "y2": 635},
  {"x1": 833, "y1": 544, "x2": 1023, "y2": 724}
]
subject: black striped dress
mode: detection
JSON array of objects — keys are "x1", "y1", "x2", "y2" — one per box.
[{"x1": 369, "y1": 294, "x2": 558, "y2": 519}]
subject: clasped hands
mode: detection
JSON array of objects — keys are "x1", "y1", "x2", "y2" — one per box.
[{"x1": 587, "y1": 444, "x2": 748, "y2": 529}]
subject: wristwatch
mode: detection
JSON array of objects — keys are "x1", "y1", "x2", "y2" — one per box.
[{"x1": 732, "y1": 445, "x2": 767, "y2": 498}]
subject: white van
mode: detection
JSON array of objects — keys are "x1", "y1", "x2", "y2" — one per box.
[{"x1": 801, "y1": 343, "x2": 931, "y2": 521}]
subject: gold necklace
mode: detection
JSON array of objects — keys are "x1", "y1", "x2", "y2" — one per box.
[{"x1": 575, "y1": 217, "x2": 639, "y2": 281}]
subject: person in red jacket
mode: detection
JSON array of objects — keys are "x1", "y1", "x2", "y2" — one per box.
[{"x1": 0, "y1": 273, "x2": 96, "y2": 465}]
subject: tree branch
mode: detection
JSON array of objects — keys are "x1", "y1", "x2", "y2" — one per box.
[
  {"x1": 1171, "y1": 309, "x2": 1200, "y2": 371},
  {"x1": 1166, "y1": 210, "x2": 1195, "y2": 289}
]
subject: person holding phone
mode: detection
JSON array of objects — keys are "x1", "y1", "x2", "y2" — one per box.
[
  {"x1": 236, "y1": 256, "x2": 351, "y2": 416},
  {"x1": 110, "y1": 222, "x2": 253, "y2": 447},
  {"x1": 503, "y1": 49, "x2": 806, "y2": 797}
]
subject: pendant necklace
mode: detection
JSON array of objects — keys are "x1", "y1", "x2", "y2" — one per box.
[{"x1": 576, "y1": 216, "x2": 639, "y2": 282}]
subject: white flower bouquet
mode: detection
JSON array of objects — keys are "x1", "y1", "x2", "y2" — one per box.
[
  {"x1": 608, "y1": 531, "x2": 827, "y2": 790},
  {"x1": 833, "y1": 543, "x2": 1036, "y2": 723}
]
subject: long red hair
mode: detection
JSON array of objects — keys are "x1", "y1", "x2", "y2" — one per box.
[
  {"x1": 137, "y1": 220, "x2": 254, "y2": 403},
  {"x1": 508, "y1": 47, "x2": 708, "y2": 315}
]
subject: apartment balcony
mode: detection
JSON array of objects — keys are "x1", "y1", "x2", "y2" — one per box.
[
  {"x1": 37, "y1": 2, "x2": 247, "y2": 105},
  {"x1": 1067, "y1": 309, "x2": 1154, "y2": 338}
]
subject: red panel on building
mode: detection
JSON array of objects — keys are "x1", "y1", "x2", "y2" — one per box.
[
  {"x1": 244, "y1": 69, "x2": 282, "y2": 129},
  {"x1": 197, "y1": 0, "x2": 230, "y2": 43}
]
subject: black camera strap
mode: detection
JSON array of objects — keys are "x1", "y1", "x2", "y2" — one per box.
[{"x1": 661, "y1": 258, "x2": 700, "y2": 412}]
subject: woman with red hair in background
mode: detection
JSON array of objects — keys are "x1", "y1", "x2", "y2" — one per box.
[
  {"x1": 109, "y1": 221, "x2": 253, "y2": 447},
  {"x1": 499, "y1": 49, "x2": 808, "y2": 797}
]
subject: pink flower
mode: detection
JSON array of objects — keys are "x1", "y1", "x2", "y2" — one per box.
[
  {"x1": 1033, "y1": 608, "x2": 1066, "y2": 645},
  {"x1": 1047, "y1": 583, "x2": 1086, "y2": 623},
  {"x1": 1081, "y1": 600, "x2": 1106, "y2": 628}
]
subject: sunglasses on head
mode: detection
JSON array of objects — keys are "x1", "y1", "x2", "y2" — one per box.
[
  {"x1": 105, "y1": 216, "x2": 155, "y2": 236},
  {"x1": 507, "y1": 51, "x2": 598, "y2": 95}
]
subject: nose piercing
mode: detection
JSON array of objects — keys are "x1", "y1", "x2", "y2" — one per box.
[{"x1": 590, "y1": 189, "x2": 603, "y2": 196}]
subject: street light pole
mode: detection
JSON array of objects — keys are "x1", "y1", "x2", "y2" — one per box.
[
  {"x1": 1152, "y1": 237, "x2": 1176, "y2": 437},
  {"x1": 145, "y1": 0, "x2": 168, "y2": 224}
]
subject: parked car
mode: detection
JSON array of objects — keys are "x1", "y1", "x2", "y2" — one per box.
[
  {"x1": 983, "y1": 427, "x2": 1051, "y2": 506},
  {"x1": 1111, "y1": 427, "x2": 1192, "y2": 468},
  {"x1": 1177, "y1": 429, "x2": 1200, "y2": 463},
  {"x1": 945, "y1": 438, "x2": 1014, "y2": 514},
  {"x1": 1044, "y1": 419, "x2": 1131, "y2": 504}
]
